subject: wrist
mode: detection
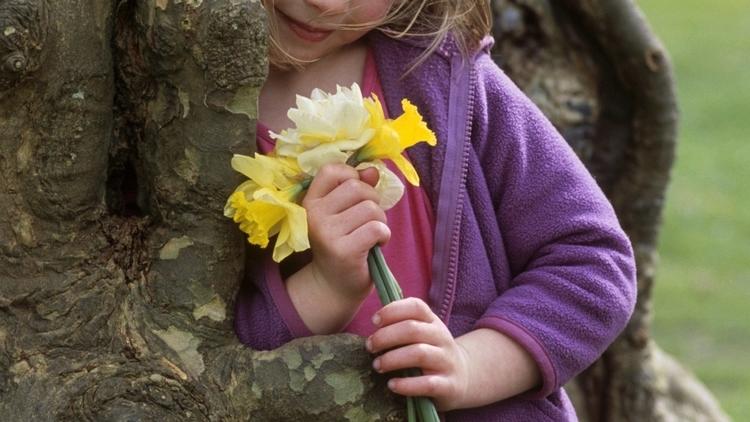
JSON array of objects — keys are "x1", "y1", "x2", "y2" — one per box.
[
  {"x1": 310, "y1": 261, "x2": 372, "y2": 304},
  {"x1": 453, "y1": 329, "x2": 542, "y2": 407},
  {"x1": 454, "y1": 340, "x2": 474, "y2": 409},
  {"x1": 286, "y1": 263, "x2": 371, "y2": 335}
]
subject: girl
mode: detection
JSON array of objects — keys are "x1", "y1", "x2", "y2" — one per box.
[{"x1": 234, "y1": 0, "x2": 637, "y2": 420}]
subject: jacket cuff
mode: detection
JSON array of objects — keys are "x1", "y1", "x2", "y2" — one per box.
[
  {"x1": 263, "y1": 254, "x2": 314, "y2": 338},
  {"x1": 474, "y1": 315, "x2": 558, "y2": 399}
]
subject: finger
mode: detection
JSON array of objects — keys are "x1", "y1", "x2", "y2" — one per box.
[
  {"x1": 374, "y1": 298, "x2": 437, "y2": 328},
  {"x1": 304, "y1": 163, "x2": 359, "y2": 202},
  {"x1": 367, "y1": 319, "x2": 444, "y2": 353},
  {"x1": 358, "y1": 167, "x2": 380, "y2": 187},
  {"x1": 316, "y1": 178, "x2": 381, "y2": 215},
  {"x1": 387, "y1": 374, "x2": 452, "y2": 401},
  {"x1": 342, "y1": 220, "x2": 390, "y2": 255},
  {"x1": 334, "y1": 200, "x2": 387, "y2": 235},
  {"x1": 373, "y1": 343, "x2": 447, "y2": 374}
]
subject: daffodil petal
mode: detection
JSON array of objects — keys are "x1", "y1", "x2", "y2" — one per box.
[
  {"x1": 391, "y1": 154, "x2": 420, "y2": 186},
  {"x1": 231, "y1": 154, "x2": 274, "y2": 187},
  {"x1": 284, "y1": 204, "x2": 310, "y2": 252},
  {"x1": 297, "y1": 143, "x2": 351, "y2": 175},
  {"x1": 364, "y1": 95, "x2": 386, "y2": 127},
  {"x1": 272, "y1": 227, "x2": 294, "y2": 262},
  {"x1": 271, "y1": 200, "x2": 310, "y2": 262}
]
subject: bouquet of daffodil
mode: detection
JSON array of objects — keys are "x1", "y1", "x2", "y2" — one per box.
[{"x1": 225, "y1": 83, "x2": 439, "y2": 422}]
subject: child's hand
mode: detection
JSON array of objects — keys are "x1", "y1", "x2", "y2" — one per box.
[
  {"x1": 302, "y1": 163, "x2": 390, "y2": 303},
  {"x1": 366, "y1": 298, "x2": 472, "y2": 411}
]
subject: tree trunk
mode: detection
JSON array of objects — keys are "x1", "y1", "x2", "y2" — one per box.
[
  {"x1": 0, "y1": 0, "x2": 729, "y2": 421},
  {"x1": 1, "y1": 1, "x2": 399, "y2": 420},
  {"x1": 490, "y1": 1, "x2": 729, "y2": 420}
]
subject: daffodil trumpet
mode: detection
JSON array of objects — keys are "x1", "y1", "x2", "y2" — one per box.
[{"x1": 356, "y1": 95, "x2": 437, "y2": 186}]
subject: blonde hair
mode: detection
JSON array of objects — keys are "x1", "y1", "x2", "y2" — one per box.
[{"x1": 265, "y1": 1, "x2": 492, "y2": 71}]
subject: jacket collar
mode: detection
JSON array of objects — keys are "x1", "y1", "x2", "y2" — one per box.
[{"x1": 367, "y1": 31, "x2": 495, "y2": 61}]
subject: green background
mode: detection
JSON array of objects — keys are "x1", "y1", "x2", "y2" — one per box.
[{"x1": 637, "y1": 0, "x2": 750, "y2": 419}]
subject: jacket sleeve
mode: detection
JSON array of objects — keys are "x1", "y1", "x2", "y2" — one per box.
[
  {"x1": 470, "y1": 54, "x2": 637, "y2": 398},
  {"x1": 234, "y1": 250, "x2": 313, "y2": 351}
]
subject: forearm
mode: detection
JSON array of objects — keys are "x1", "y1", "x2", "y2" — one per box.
[
  {"x1": 286, "y1": 263, "x2": 371, "y2": 334},
  {"x1": 454, "y1": 328, "x2": 541, "y2": 408}
]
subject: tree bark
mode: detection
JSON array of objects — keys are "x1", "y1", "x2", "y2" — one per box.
[
  {"x1": 0, "y1": 0, "x2": 730, "y2": 421},
  {"x1": 1, "y1": 1, "x2": 400, "y2": 420}
]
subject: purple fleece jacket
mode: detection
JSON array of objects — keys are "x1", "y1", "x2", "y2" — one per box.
[{"x1": 234, "y1": 32, "x2": 637, "y2": 421}]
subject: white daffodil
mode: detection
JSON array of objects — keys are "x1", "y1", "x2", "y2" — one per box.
[{"x1": 270, "y1": 83, "x2": 374, "y2": 175}]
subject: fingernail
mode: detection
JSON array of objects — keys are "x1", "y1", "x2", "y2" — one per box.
[
  {"x1": 387, "y1": 379, "x2": 395, "y2": 390},
  {"x1": 372, "y1": 358, "x2": 381, "y2": 372},
  {"x1": 365, "y1": 337, "x2": 373, "y2": 352},
  {"x1": 372, "y1": 313, "x2": 381, "y2": 326}
]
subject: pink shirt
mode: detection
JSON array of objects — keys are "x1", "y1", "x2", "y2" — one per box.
[{"x1": 256, "y1": 50, "x2": 434, "y2": 337}]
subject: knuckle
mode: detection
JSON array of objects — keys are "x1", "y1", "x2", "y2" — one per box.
[
  {"x1": 405, "y1": 297, "x2": 423, "y2": 311},
  {"x1": 316, "y1": 164, "x2": 334, "y2": 179},
  {"x1": 364, "y1": 221, "x2": 386, "y2": 238},
  {"x1": 306, "y1": 212, "x2": 324, "y2": 229},
  {"x1": 343, "y1": 178, "x2": 360, "y2": 191},
  {"x1": 414, "y1": 344, "x2": 430, "y2": 362},
  {"x1": 404, "y1": 297, "x2": 420, "y2": 306},
  {"x1": 360, "y1": 200, "x2": 382, "y2": 220},
  {"x1": 404, "y1": 320, "x2": 421, "y2": 335},
  {"x1": 320, "y1": 163, "x2": 340, "y2": 174},
  {"x1": 412, "y1": 298, "x2": 430, "y2": 315},
  {"x1": 424, "y1": 376, "x2": 440, "y2": 394},
  {"x1": 364, "y1": 199, "x2": 381, "y2": 214},
  {"x1": 377, "y1": 221, "x2": 392, "y2": 238}
]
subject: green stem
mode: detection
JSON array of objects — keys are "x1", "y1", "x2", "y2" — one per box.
[
  {"x1": 366, "y1": 245, "x2": 440, "y2": 422},
  {"x1": 367, "y1": 252, "x2": 391, "y2": 306},
  {"x1": 370, "y1": 246, "x2": 403, "y2": 302},
  {"x1": 407, "y1": 397, "x2": 416, "y2": 422}
]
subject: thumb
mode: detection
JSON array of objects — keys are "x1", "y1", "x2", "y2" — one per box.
[{"x1": 358, "y1": 167, "x2": 380, "y2": 187}]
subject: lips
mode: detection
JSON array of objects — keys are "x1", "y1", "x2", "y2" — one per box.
[{"x1": 278, "y1": 10, "x2": 333, "y2": 43}]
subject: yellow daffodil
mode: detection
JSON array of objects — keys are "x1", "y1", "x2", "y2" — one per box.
[
  {"x1": 230, "y1": 153, "x2": 302, "y2": 190},
  {"x1": 357, "y1": 96, "x2": 437, "y2": 186},
  {"x1": 224, "y1": 154, "x2": 309, "y2": 262}
]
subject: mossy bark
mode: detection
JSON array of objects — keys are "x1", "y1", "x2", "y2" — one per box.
[{"x1": 0, "y1": 0, "x2": 729, "y2": 421}]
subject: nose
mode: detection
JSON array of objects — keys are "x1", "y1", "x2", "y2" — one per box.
[{"x1": 303, "y1": 0, "x2": 348, "y2": 15}]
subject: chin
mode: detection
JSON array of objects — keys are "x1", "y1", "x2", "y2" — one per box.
[
  {"x1": 280, "y1": 43, "x2": 330, "y2": 62},
  {"x1": 268, "y1": 47, "x2": 318, "y2": 70}
]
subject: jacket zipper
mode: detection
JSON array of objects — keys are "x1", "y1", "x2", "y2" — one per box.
[{"x1": 430, "y1": 58, "x2": 476, "y2": 323}]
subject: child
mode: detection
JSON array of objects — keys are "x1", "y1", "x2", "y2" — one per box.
[{"x1": 234, "y1": 1, "x2": 637, "y2": 420}]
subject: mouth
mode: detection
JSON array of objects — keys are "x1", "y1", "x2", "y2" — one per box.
[{"x1": 277, "y1": 9, "x2": 333, "y2": 43}]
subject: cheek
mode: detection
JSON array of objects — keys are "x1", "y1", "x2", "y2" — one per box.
[{"x1": 351, "y1": 0, "x2": 393, "y2": 25}]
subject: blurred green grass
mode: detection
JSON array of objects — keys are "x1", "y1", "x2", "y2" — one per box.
[{"x1": 637, "y1": 0, "x2": 750, "y2": 419}]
